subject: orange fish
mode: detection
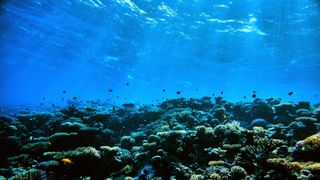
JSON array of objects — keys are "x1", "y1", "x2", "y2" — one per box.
[{"x1": 61, "y1": 158, "x2": 72, "y2": 165}]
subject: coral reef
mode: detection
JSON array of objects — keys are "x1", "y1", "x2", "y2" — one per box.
[{"x1": 0, "y1": 97, "x2": 319, "y2": 179}]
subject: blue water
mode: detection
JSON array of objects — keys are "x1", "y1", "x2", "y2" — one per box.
[{"x1": 0, "y1": 0, "x2": 320, "y2": 106}]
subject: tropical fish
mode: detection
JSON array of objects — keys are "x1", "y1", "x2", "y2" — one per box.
[
  {"x1": 252, "y1": 91, "x2": 257, "y2": 98},
  {"x1": 61, "y1": 158, "x2": 72, "y2": 165},
  {"x1": 288, "y1": 91, "x2": 294, "y2": 96},
  {"x1": 176, "y1": 91, "x2": 181, "y2": 94},
  {"x1": 221, "y1": 114, "x2": 227, "y2": 120},
  {"x1": 108, "y1": 89, "x2": 113, "y2": 92}
]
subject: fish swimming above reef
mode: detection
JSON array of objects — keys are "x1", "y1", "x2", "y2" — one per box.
[
  {"x1": 252, "y1": 91, "x2": 257, "y2": 98},
  {"x1": 288, "y1": 91, "x2": 294, "y2": 96},
  {"x1": 176, "y1": 91, "x2": 181, "y2": 94},
  {"x1": 61, "y1": 158, "x2": 72, "y2": 165},
  {"x1": 221, "y1": 114, "x2": 227, "y2": 120}
]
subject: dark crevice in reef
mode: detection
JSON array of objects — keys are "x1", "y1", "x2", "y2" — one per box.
[{"x1": 0, "y1": 96, "x2": 320, "y2": 179}]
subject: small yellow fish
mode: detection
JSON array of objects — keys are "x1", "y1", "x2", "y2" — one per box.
[
  {"x1": 61, "y1": 158, "x2": 72, "y2": 165},
  {"x1": 221, "y1": 114, "x2": 227, "y2": 120}
]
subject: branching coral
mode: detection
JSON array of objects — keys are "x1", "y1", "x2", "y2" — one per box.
[
  {"x1": 267, "y1": 158, "x2": 320, "y2": 178},
  {"x1": 234, "y1": 137, "x2": 284, "y2": 174}
]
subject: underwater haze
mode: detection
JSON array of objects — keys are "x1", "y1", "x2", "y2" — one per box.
[{"x1": 1, "y1": 0, "x2": 320, "y2": 106}]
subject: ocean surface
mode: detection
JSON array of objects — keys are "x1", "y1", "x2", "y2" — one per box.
[{"x1": 0, "y1": 0, "x2": 320, "y2": 105}]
